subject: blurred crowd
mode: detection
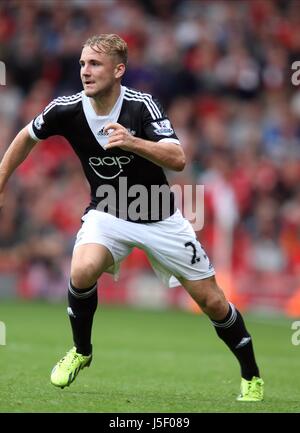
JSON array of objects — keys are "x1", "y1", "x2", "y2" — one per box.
[{"x1": 1, "y1": 0, "x2": 300, "y2": 307}]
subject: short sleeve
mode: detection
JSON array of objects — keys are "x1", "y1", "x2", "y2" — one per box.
[
  {"x1": 141, "y1": 96, "x2": 180, "y2": 145},
  {"x1": 28, "y1": 100, "x2": 62, "y2": 141}
]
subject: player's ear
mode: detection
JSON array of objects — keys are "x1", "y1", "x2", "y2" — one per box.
[{"x1": 115, "y1": 63, "x2": 126, "y2": 79}]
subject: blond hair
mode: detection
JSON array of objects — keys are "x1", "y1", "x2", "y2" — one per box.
[{"x1": 83, "y1": 34, "x2": 128, "y2": 66}]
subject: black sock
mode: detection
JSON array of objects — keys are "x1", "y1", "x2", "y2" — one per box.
[
  {"x1": 67, "y1": 280, "x2": 98, "y2": 356},
  {"x1": 211, "y1": 303, "x2": 260, "y2": 380}
]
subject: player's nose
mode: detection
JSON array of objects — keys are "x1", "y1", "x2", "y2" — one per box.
[{"x1": 81, "y1": 65, "x2": 92, "y2": 76}]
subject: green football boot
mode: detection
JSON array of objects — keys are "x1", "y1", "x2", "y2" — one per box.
[
  {"x1": 237, "y1": 376, "x2": 264, "y2": 402},
  {"x1": 50, "y1": 346, "x2": 92, "y2": 389}
]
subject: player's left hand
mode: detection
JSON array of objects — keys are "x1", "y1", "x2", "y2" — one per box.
[{"x1": 104, "y1": 123, "x2": 136, "y2": 151}]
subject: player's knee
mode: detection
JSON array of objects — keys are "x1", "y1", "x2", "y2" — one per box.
[
  {"x1": 199, "y1": 290, "x2": 228, "y2": 319},
  {"x1": 203, "y1": 293, "x2": 226, "y2": 315},
  {"x1": 70, "y1": 261, "x2": 99, "y2": 289}
]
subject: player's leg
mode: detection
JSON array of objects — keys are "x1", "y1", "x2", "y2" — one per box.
[
  {"x1": 51, "y1": 243, "x2": 114, "y2": 388},
  {"x1": 179, "y1": 275, "x2": 264, "y2": 401},
  {"x1": 141, "y1": 210, "x2": 264, "y2": 401},
  {"x1": 51, "y1": 210, "x2": 133, "y2": 388},
  {"x1": 68, "y1": 243, "x2": 114, "y2": 356}
]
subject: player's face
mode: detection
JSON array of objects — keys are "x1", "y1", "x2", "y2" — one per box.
[{"x1": 80, "y1": 46, "x2": 123, "y2": 97}]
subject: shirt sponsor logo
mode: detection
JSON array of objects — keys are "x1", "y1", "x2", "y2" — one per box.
[
  {"x1": 151, "y1": 119, "x2": 174, "y2": 136},
  {"x1": 89, "y1": 155, "x2": 134, "y2": 180}
]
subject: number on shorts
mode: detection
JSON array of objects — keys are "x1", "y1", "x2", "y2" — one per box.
[{"x1": 184, "y1": 241, "x2": 201, "y2": 265}]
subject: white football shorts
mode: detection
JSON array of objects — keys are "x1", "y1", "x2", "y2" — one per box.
[{"x1": 74, "y1": 209, "x2": 215, "y2": 287}]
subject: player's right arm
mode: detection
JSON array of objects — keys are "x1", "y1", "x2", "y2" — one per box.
[
  {"x1": 0, "y1": 96, "x2": 64, "y2": 210},
  {"x1": 0, "y1": 126, "x2": 37, "y2": 209}
]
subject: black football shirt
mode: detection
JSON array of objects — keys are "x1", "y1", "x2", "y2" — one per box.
[{"x1": 28, "y1": 86, "x2": 181, "y2": 222}]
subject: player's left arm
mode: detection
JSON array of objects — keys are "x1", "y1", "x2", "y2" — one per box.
[{"x1": 104, "y1": 123, "x2": 185, "y2": 171}]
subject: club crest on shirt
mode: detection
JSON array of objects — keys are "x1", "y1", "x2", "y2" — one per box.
[
  {"x1": 34, "y1": 114, "x2": 45, "y2": 130},
  {"x1": 151, "y1": 119, "x2": 174, "y2": 136}
]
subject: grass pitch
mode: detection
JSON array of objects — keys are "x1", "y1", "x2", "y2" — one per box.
[{"x1": 0, "y1": 301, "x2": 299, "y2": 413}]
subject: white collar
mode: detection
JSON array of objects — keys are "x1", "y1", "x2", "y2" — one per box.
[{"x1": 82, "y1": 86, "x2": 126, "y2": 150}]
